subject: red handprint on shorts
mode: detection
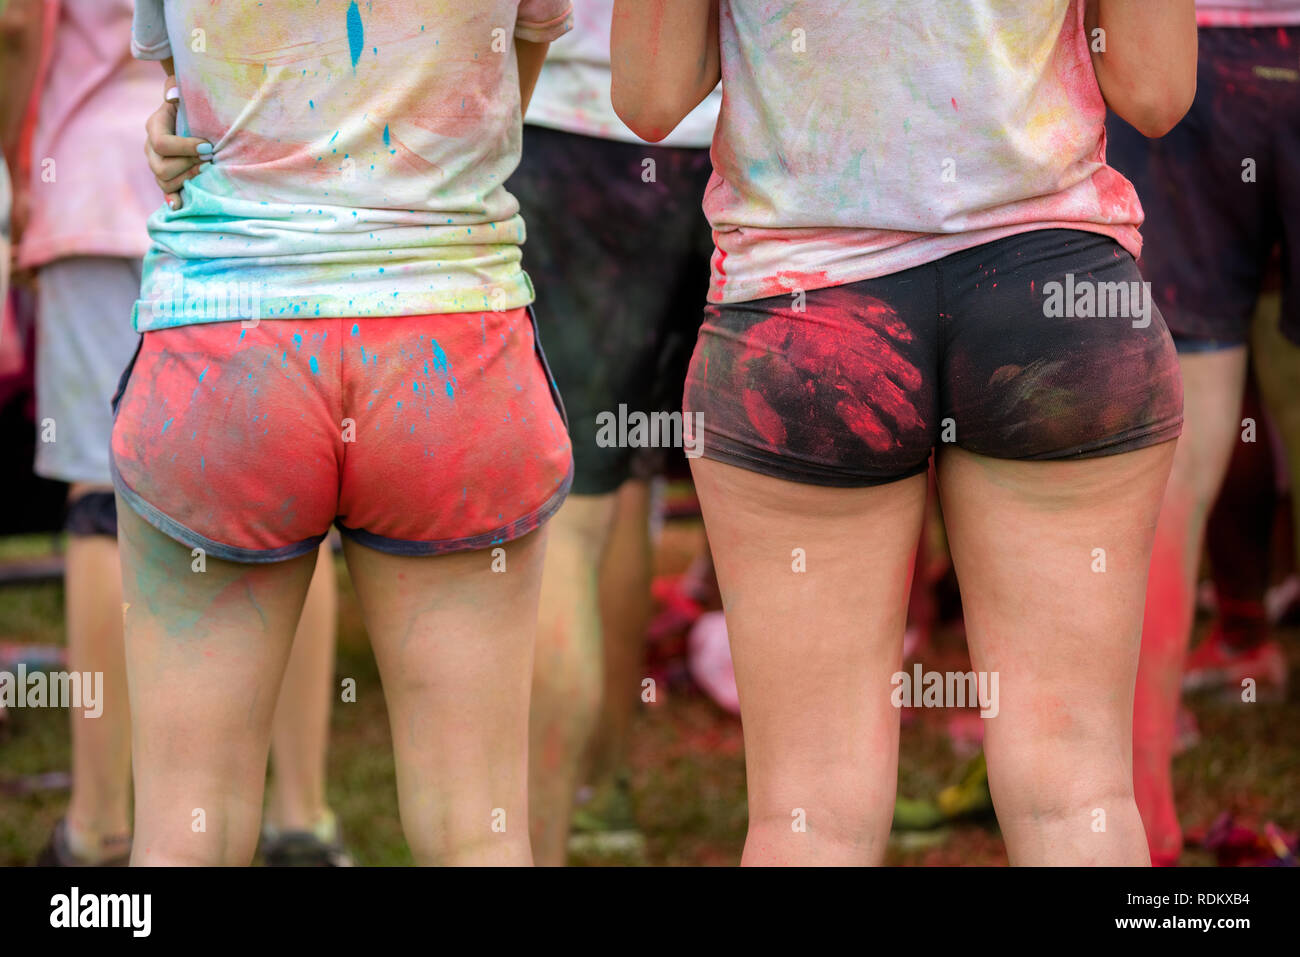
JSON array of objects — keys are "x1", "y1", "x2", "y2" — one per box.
[{"x1": 735, "y1": 296, "x2": 927, "y2": 456}]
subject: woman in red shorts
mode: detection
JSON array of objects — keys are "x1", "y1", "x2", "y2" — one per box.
[{"x1": 114, "y1": 0, "x2": 574, "y2": 865}]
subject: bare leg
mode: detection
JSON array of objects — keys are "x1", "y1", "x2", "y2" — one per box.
[
  {"x1": 589, "y1": 478, "x2": 654, "y2": 785},
  {"x1": 1133, "y1": 348, "x2": 1247, "y2": 863},
  {"x1": 265, "y1": 540, "x2": 339, "y2": 835},
  {"x1": 63, "y1": 483, "x2": 132, "y2": 862},
  {"x1": 1253, "y1": 306, "x2": 1300, "y2": 568},
  {"x1": 691, "y1": 457, "x2": 926, "y2": 866},
  {"x1": 341, "y1": 529, "x2": 548, "y2": 866},
  {"x1": 118, "y1": 501, "x2": 317, "y2": 866},
  {"x1": 939, "y1": 442, "x2": 1176, "y2": 865},
  {"x1": 529, "y1": 493, "x2": 616, "y2": 865}
]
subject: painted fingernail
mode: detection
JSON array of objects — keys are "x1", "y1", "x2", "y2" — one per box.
[
  {"x1": 167, "y1": 197, "x2": 178, "y2": 209},
  {"x1": 196, "y1": 142, "x2": 213, "y2": 156},
  {"x1": 165, "y1": 87, "x2": 180, "y2": 102}
]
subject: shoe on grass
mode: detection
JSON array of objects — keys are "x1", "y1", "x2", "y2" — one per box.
[{"x1": 36, "y1": 818, "x2": 129, "y2": 867}]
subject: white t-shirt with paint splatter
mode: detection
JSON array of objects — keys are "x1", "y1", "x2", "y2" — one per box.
[
  {"x1": 706, "y1": 0, "x2": 1144, "y2": 304},
  {"x1": 130, "y1": 0, "x2": 573, "y2": 331}
]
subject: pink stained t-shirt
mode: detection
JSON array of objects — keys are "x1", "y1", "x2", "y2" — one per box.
[
  {"x1": 17, "y1": 0, "x2": 161, "y2": 269},
  {"x1": 705, "y1": 0, "x2": 1144, "y2": 305}
]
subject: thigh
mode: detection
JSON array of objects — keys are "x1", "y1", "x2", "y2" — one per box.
[
  {"x1": 118, "y1": 496, "x2": 316, "y2": 859},
  {"x1": 936, "y1": 442, "x2": 1175, "y2": 797},
  {"x1": 340, "y1": 527, "x2": 548, "y2": 856},
  {"x1": 1170, "y1": 345, "x2": 1250, "y2": 509},
  {"x1": 691, "y1": 457, "x2": 926, "y2": 822}
]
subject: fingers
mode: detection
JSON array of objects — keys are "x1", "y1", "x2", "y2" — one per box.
[{"x1": 147, "y1": 77, "x2": 213, "y2": 210}]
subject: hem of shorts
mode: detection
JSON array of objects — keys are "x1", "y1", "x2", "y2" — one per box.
[
  {"x1": 1014, "y1": 418, "x2": 1184, "y2": 462},
  {"x1": 706, "y1": 222, "x2": 1141, "y2": 306},
  {"x1": 1171, "y1": 335, "x2": 1248, "y2": 353},
  {"x1": 111, "y1": 460, "x2": 328, "y2": 564},
  {"x1": 334, "y1": 465, "x2": 575, "y2": 557},
  {"x1": 697, "y1": 435, "x2": 930, "y2": 489}
]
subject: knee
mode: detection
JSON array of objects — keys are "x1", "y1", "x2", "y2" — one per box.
[{"x1": 987, "y1": 739, "x2": 1134, "y2": 830}]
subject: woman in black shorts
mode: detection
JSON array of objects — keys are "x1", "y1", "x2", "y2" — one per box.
[{"x1": 613, "y1": 0, "x2": 1196, "y2": 864}]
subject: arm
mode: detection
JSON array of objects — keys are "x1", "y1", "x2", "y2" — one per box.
[
  {"x1": 515, "y1": 38, "x2": 549, "y2": 116},
  {"x1": 0, "y1": 0, "x2": 45, "y2": 243},
  {"x1": 0, "y1": 0, "x2": 42, "y2": 163},
  {"x1": 611, "y1": 0, "x2": 720, "y2": 143},
  {"x1": 1086, "y1": 0, "x2": 1197, "y2": 138}
]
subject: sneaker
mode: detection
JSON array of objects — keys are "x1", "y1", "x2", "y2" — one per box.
[
  {"x1": 1183, "y1": 627, "x2": 1288, "y2": 698},
  {"x1": 36, "y1": 819, "x2": 130, "y2": 866},
  {"x1": 260, "y1": 811, "x2": 354, "y2": 866}
]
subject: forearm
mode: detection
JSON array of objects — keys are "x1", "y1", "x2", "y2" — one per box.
[
  {"x1": 0, "y1": 0, "x2": 45, "y2": 163},
  {"x1": 515, "y1": 38, "x2": 548, "y2": 117},
  {"x1": 1087, "y1": 0, "x2": 1197, "y2": 137},
  {"x1": 611, "y1": 0, "x2": 719, "y2": 142}
]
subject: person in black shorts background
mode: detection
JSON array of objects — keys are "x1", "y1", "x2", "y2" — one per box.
[{"x1": 1106, "y1": 3, "x2": 1300, "y2": 865}]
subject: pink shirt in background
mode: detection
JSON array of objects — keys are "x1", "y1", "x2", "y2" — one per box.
[
  {"x1": 1197, "y1": 0, "x2": 1300, "y2": 26},
  {"x1": 16, "y1": 0, "x2": 162, "y2": 269}
]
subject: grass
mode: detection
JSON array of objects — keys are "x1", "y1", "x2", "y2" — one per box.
[{"x1": 1, "y1": 528, "x2": 1296, "y2": 866}]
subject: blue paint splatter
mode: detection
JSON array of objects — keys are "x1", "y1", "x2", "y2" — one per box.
[
  {"x1": 292, "y1": 332, "x2": 303, "y2": 350},
  {"x1": 310, "y1": 355, "x2": 320, "y2": 375},
  {"x1": 161, "y1": 417, "x2": 174, "y2": 434},
  {"x1": 351, "y1": 323, "x2": 359, "y2": 336},
  {"x1": 346, "y1": 2, "x2": 364, "y2": 69},
  {"x1": 430, "y1": 340, "x2": 449, "y2": 375},
  {"x1": 383, "y1": 124, "x2": 390, "y2": 146},
  {"x1": 198, "y1": 366, "x2": 208, "y2": 382}
]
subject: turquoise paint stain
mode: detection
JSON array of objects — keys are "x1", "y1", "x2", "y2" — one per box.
[
  {"x1": 445, "y1": 382, "x2": 454, "y2": 398},
  {"x1": 161, "y1": 417, "x2": 174, "y2": 434},
  {"x1": 310, "y1": 355, "x2": 320, "y2": 375},
  {"x1": 383, "y1": 124, "x2": 390, "y2": 146},
  {"x1": 413, "y1": 382, "x2": 419, "y2": 391},
  {"x1": 198, "y1": 366, "x2": 208, "y2": 382},
  {"x1": 346, "y1": 2, "x2": 364, "y2": 69},
  {"x1": 292, "y1": 332, "x2": 303, "y2": 350},
  {"x1": 431, "y1": 340, "x2": 449, "y2": 375},
  {"x1": 351, "y1": 323, "x2": 360, "y2": 336}
]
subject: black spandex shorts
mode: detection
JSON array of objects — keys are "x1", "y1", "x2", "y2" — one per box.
[
  {"x1": 509, "y1": 125, "x2": 714, "y2": 495},
  {"x1": 1106, "y1": 26, "x2": 1300, "y2": 349},
  {"x1": 684, "y1": 229, "x2": 1183, "y2": 487}
]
